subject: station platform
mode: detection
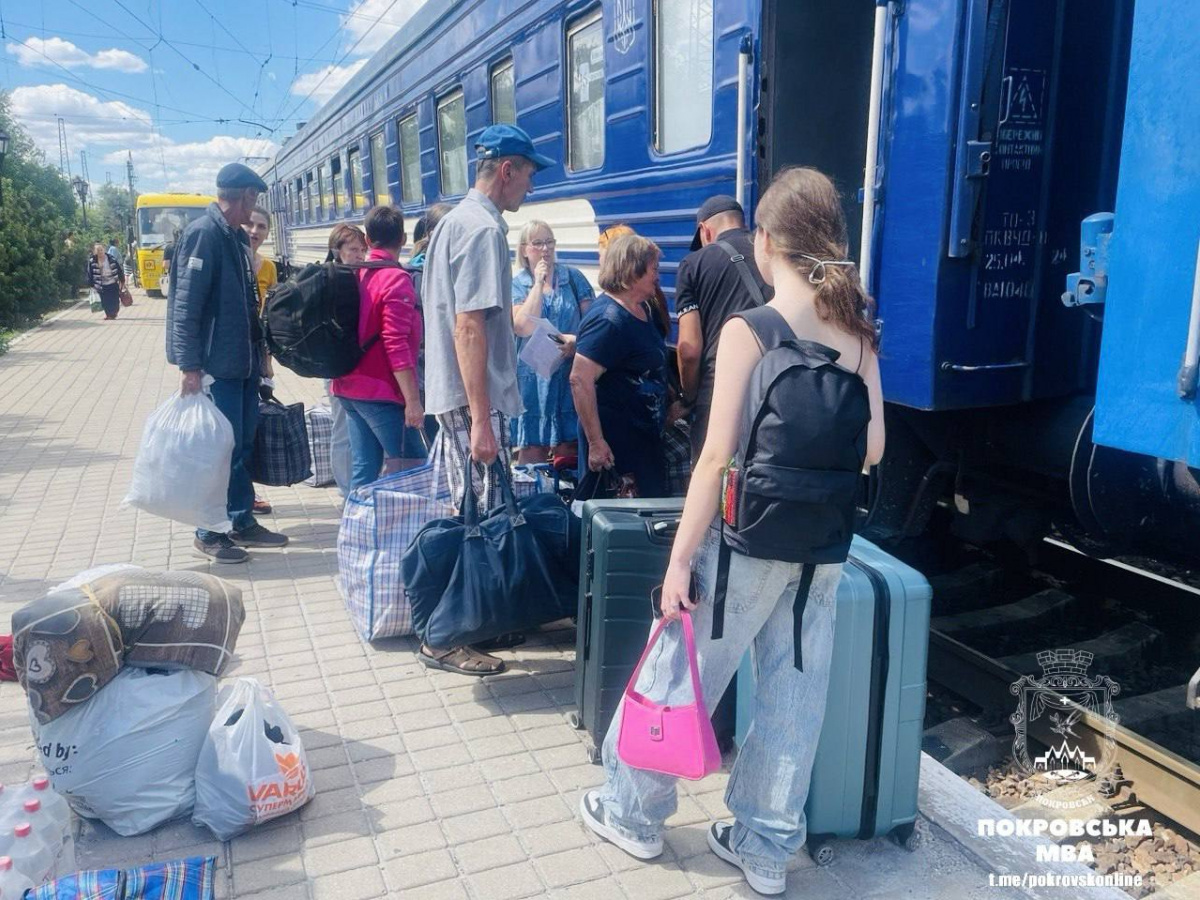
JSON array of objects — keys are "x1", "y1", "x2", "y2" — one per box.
[{"x1": 0, "y1": 291, "x2": 1120, "y2": 899}]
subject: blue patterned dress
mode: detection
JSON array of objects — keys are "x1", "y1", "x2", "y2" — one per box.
[{"x1": 510, "y1": 263, "x2": 595, "y2": 448}]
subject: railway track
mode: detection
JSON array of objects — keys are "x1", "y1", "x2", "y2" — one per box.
[{"x1": 889, "y1": 530, "x2": 1200, "y2": 837}]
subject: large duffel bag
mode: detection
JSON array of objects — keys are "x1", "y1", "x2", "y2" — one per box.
[
  {"x1": 336, "y1": 447, "x2": 452, "y2": 641},
  {"x1": 304, "y1": 405, "x2": 335, "y2": 487},
  {"x1": 734, "y1": 535, "x2": 932, "y2": 862},
  {"x1": 252, "y1": 398, "x2": 312, "y2": 486}
]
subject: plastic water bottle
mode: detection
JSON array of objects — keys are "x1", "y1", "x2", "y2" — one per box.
[
  {"x1": 26, "y1": 780, "x2": 73, "y2": 875},
  {"x1": 0, "y1": 855, "x2": 35, "y2": 898},
  {"x1": 4, "y1": 823, "x2": 55, "y2": 887}
]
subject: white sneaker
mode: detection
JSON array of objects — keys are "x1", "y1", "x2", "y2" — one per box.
[
  {"x1": 579, "y1": 790, "x2": 663, "y2": 860},
  {"x1": 707, "y1": 821, "x2": 786, "y2": 896}
]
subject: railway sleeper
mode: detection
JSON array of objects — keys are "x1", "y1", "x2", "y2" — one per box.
[
  {"x1": 932, "y1": 588, "x2": 1078, "y2": 641},
  {"x1": 1000, "y1": 622, "x2": 1163, "y2": 680},
  {"x1": 922, "y1": 716, "x2": 1008, "y2": 774},
  {"x1": 1113, "y1": 683, "x2": 1197, "y2": 728},
  {"x1": 927, "y1": 562, "x2": 1009, "y2": 615}
]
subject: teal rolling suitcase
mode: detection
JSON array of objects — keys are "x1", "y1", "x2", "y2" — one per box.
[
  {"x1": 735, "y1": 535, "x2": 931, "y2": 864},
  {"x1": 570, "y1": 499, "x2": 685, "y2": 762}
]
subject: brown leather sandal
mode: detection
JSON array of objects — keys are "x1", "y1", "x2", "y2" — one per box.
[{"x1": 418, "y1": 644, "x2": 505, "y2": 676}]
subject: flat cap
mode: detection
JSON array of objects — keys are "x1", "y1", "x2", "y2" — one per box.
[
  {"x1": 690, "y1": 195, "x2": 745, "y2": 251},
  {"x1": 216, "y1": 162, "x2": 268, "y2": 192}
]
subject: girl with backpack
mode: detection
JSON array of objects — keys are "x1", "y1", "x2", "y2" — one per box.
[{"x1": 580, "y1": 167, "x2": 885, "y2": 896}]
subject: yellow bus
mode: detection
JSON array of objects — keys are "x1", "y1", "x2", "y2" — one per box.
[{"x1": 134, "y1": 193, "x2": 214, "y2": 293}]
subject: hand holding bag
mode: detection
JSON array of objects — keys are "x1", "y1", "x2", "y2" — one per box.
[
  {"x1": 119, "y1": 285, "x2": 133, "y2": 307},
  {"x1": 616, "y1": 610, "x2": 721, "y2": 780}
]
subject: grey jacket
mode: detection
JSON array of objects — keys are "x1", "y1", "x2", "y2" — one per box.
[{"x1": 166, "y1": 203, "x2": 260, "y2": 380}]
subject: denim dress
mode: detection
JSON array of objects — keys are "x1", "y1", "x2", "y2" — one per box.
[{"x1": 510, "y1": 264, "x2": 594, "y2": 448}]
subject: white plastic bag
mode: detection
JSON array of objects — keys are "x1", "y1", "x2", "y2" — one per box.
[
  {"x1": 193, "y1": 678, "x2": 315, "y2": 840},
  {"x1": 33, "y1": 668, "x2": 216, "y2": 836},
  {"x1": 123, "y1": 391, "x2": 234, "y2": 531}
]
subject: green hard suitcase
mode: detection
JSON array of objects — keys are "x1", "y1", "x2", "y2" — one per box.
[
  {"x1": 735, "y1": 535, "x2": 932, "y2": 865},
  {"x1": 569, "y1": 499, "x2": 685, "y2": 763}
]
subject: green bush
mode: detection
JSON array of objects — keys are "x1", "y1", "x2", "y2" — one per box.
[{"x1": 0, "y1": 92, "x2": 97, "y2": 329}]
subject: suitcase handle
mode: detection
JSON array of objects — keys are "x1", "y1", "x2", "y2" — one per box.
[{"x1": 649, "y1": 519, "x2": 680, "y2": 540}]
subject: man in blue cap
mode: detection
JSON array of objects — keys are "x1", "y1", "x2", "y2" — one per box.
[
  {"x1": 420, "y1": 123, "x2": 553, "y2": 676},
  {"x1": 166, "y1": 162, "x2": 289, "y2": 563}
]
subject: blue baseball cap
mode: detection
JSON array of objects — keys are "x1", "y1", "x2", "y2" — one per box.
[{"x1": 475, "y1": 124, "x2": 554, "y2": 171}]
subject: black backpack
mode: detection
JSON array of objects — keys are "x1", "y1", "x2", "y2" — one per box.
[
  {"x1": 711, "y1": 306, "x2": 871, "y2": 668},
  {"x1": 262, "y1": 260, "x2": 401, "y2": 378}
]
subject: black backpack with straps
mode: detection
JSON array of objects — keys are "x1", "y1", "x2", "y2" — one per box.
[
  {"x1": 711, "y1": 305, "x2": 872, "y2": 667},
  {"x1": 262, "y1": 259, "x2": 401, "y2": 378}
]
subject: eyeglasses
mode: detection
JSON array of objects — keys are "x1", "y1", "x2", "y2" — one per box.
[{"x1": 530, "y1": 240, "x2": 557, "y2": 250}]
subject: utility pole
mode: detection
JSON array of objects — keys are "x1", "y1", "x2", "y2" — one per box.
[
  {"x1": 57, "y1": 118, "x2": 71, "y2": 177},
  {"x1": 126, "y1": 153, "x2": 140, "y2": 285},
  {"x1": 79, "y1": 150, "x2": 90, "y2": 204}
]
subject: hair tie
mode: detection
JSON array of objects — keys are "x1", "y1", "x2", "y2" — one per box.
[{"x1": 799, "y1": 254, "x2": 855, "y2": 285}]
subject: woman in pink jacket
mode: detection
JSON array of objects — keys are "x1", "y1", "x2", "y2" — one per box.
[{"x1": 331, "y1": 206, "x2": 427, "y2": 489}]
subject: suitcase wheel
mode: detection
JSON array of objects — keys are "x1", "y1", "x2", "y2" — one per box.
[
  {"x1": 586, "y1": 744, "x2": 603, "y2": 765},
  {"x1": 566, "y1": 711, "x2": 584, "y2": 730},
  {"x1": 808, "y1": 836, "x2": 835, "y2": 867},
  {"x1": 890, "y1": 822, "x2": 922, "y2": 853}
]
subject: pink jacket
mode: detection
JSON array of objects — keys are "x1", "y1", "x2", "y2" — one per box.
[{"x1": 331, "y1": 248, "x2": 422, "y2": 405}]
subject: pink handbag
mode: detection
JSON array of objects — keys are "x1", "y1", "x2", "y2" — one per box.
[{"x1": 616, "y1": 610, "x2": 722, "y2": 780}]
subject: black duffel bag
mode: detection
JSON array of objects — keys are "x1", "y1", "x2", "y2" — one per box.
[
  {"x1": 251, "y1": 398, "x2": 313, "y2": 486},
  {"x1": 402, "y1": 459, "x2": 578, "y2": 648}
]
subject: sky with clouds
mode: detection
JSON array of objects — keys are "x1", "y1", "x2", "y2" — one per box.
[{"x1": 2, "y1": 0, "x2": 428, "y2": 194}]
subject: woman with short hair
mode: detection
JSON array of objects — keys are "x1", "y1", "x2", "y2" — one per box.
[
  {"x1": 510, "y1": 220, "x2": 595, "y2": 464},
  {"x1": 569, "y1": 234, "x2": 669, "y2": 497},
  {"x1": 87, "y1": 242, "x2": 126, "y2": 320}
]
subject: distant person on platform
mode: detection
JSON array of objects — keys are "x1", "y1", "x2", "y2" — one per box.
[
  {"x1": 166, "y1": 162, "x2": 289, "y2": 564},
  {"x1": 88, "y1": 241, "x2": 127, "y2": 320},
  {"x1": 674, "y1": 195, "x2": 771, "y2": 461},
  {"x1": 107, "y1": 235, "x2": 125, "y2": 270},
  {"x1": 420, "y1": 123, "x2": 552, "y2": 677}
]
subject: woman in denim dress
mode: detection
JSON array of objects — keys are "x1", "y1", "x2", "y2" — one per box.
[{"x1": 510, "y1": 220, "x2": 595, "y2": 464}]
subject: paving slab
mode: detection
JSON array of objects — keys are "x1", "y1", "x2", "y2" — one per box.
[{"x1": 0, "y1": 293, "x2": 1053, "y2": 897}]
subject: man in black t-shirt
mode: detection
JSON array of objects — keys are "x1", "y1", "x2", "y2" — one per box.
[{"x1": 674, "y1": 195, "x2": 772, "y2": 461}]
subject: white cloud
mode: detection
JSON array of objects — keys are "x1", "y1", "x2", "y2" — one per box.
[
  {"x1": 7, "y1": 36, "x2": 148, "y2": 73},
  {"x1": 341, "y1": 0, "x2": 427, "y2": 56},
  {"x1": 291, "y1": 58, "x2": 368, "y2": 106},
  {"x1": 10, "y1": 83, "x2": 156, "y2": 149},
  {"x1": 10, "y1": 83, "x2": 277, "y2": 194},
  {"x1": 102, "y1": 136, "x2": 279, "y2": 193}
]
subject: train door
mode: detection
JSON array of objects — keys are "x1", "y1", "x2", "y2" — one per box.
[{"x1": 756, "y1": 0, "x2": 877, "y2": 258}]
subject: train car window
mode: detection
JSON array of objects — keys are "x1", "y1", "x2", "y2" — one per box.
[
  {"x1": 491, "y1": 59, "x2": 516, "y2": 125},
  {"x1": 399, "y1": 113, "x2": 423, "y2": 205},
  {"x1": 437, "y1": 89, "x2": 469, "y2": 197},
  {"x1": 654, "y1": 0, "x2": 714, "y2": 153},
  {"x1": 567, "y1": 10, "x2": 605, "y2": 171},
  {"x1": 317, "y1": 163, "x2": 329, "y2": 218},
  {"x1": 305, "y1": 172, "x2": 315, "y2": 220},
  {"x1": 329, "y1": 156, "x2": 341, "y2": 216},
  {"x1": 370, "y1": 131, "x2": 389, "y2": 205},
  {"x1": 294, "y1": 178, "x2": 303, "y2": 223},
  {"x1": 284, "y1": 185, "x2": 292, "y2": 224},
  {"x1": 348, "y1": 146, "x2": 365, "y2": 212}
]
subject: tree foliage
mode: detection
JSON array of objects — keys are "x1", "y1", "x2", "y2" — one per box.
[{"x1": 0, "y1": 91, "x2": 112, "y2": 330}]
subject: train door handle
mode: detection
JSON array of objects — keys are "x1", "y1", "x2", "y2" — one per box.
[
  {"x1": 947, "y1": 0, "x2": 995, "y2": 259},
  {"x1": 1176, "y1": 237, "x2": 1200, "y2": 400}
]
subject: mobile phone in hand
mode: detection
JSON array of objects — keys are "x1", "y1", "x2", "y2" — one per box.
[
  {"x1": 548, "y1": 333, "x2": 565, "y2": 345},
  {"x1": 649, "y1": 573, "x2": 699, "y2": 619}
]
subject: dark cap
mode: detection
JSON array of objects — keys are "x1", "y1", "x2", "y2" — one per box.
[
  {"x1": 690, "y1": 194, "x2": 745, "y2": 251},
  {"x1": 475, "y1": 124, "x2": 554, "y2": 172},
  {"x1": 216, "y1": 162, "x2": 268, "y2": 192}
]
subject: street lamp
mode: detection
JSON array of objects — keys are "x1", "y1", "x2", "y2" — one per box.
[
  {"x1": 71, "y1": 175, "x2": 89, "y2": 227},
  {"x1": 0, "y1": 130, "x2": 9, "y2": 210}
]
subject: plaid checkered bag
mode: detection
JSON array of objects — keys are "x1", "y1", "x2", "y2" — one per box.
[
  {"x1": 251, "y1": 398, "x2": 313, "y2": 486},
  {"x1": 31, "y1": 855, "x2": 216, "y2": 899},
  {"x1": 304, "y1": 405, "x2": 335, "y2": 486},
  {"x1": 337, "y1": 441, "x2": 452, "y2": 640},
  {"x1": 663, "y1": 419, "x2": 692, "y2": 497}
]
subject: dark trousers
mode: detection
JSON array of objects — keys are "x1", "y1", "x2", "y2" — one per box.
[
  {"x1": 689, "y1": 402, "x2": 712, "y2": 465},
  {"x1": 196, "y1": 370, "x2": 260, "y2": 540},
  {"x1": 99, "y1": 283, "x2": 120, "y2": 318}
]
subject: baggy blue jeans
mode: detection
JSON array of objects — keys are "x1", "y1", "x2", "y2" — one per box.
[
  {"x1": 598, "y1": 523, "x2": 841, "y2": 880},
  {"x1": 196, "y1": 370, "x2": 260, "y2": 540},
  {"x1": 339, "y1": 396, "x2": 428, "y2": 490}
]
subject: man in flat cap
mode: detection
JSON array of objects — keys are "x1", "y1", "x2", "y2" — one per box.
[
  {"x1": 419, "y1": 123, "x2": 553, "y2": 676},
  {"x1": 166, "y1": 162, "x2": 289, "y2": 563},
  {"x1": 674, "y1": 195, "x2": 771, "y2": 461}
]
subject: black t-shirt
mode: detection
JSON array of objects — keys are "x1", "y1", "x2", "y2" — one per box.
[{"x1": 674, "y1": 227, "x2": 772, "y2": 407}]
